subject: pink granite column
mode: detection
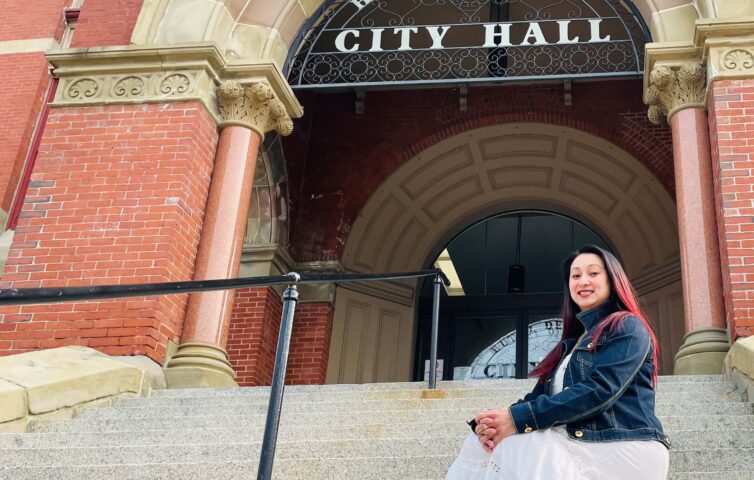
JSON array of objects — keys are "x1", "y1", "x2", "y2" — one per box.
[
  {"x1": 165, "y1": 81, "x2": 296, "y2": 388},
  {"x1": 671, "y1": 108, "x2": 730, "y2": 374}
]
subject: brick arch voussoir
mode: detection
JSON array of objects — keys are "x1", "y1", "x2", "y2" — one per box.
[{"x1": 366, "y1": 107, "x2": 674, "y2": 198}]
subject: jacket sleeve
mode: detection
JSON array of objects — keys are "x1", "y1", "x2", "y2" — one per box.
[
  {"x1": 508, "y1": 315, "x2": 651, "y2": 434},
  {"x1": 512, "y1": 379, "x2": 546, "y2": 406}
]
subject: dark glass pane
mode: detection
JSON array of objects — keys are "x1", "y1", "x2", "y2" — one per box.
[
  {"x1": 456, "y1": 314, "x2": 518, "y2": 380},
  {"x1": 527, "y1": 313, "x2": 563, "y2": 375}
]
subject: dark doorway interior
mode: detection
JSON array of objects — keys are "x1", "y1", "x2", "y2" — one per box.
[{"x1": 414, "y1": 211, "x2": 612, "y2": 380}]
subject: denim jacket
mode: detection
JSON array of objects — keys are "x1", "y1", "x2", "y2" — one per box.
[{"x1": 508, "y1": 301, "x2": 671, "y2": 448}]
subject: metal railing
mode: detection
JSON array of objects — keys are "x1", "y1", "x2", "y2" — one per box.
[{"x1": 0, "y1": 268, "x2": 450, "y2": 480}]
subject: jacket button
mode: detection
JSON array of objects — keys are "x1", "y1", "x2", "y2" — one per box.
[
  {"x1": 575, "y1": 430, "x2": 584, "y2": 438},
  {"x1": 524, "y1": 427, "x2": 533, "y2": 433},
  {"x1": 587, "y1": 342, "x2": 593, "y2": 349}
]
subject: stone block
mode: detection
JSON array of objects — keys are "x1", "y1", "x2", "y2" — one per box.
[
  {"x1": 112, "y1": 355, "x2": 166, "y2": 390},
  {"x1": 0, "y1": 346, "x2": 145, "y2": 415},
  {"x1": 0, "y1": 378, "x2": 26, "y2": 423}
]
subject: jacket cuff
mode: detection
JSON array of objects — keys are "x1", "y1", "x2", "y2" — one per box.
[{"x1": 508, "y1": 402, "x2": 538, "y2": 433}]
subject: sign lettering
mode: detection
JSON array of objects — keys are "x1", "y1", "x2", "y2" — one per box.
[
  {"x1": 333, "y1": 19, "x2": 611, "y2": 53},
  {"x1": 288, "y1": 0, "x2": 648, "y2": 88}
]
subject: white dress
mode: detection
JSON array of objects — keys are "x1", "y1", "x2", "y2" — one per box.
[{"x1": 445, "y1": 352, "x2": 669, "y2": 480}]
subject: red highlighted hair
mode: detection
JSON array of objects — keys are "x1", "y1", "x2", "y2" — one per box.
[{"x1": 529, "y1": 245, "x2": 660, "y2": 387}]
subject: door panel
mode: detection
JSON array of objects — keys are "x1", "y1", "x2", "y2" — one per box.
[{"x1": 327, "y1": 287, "x2": 414, "y2": 384}]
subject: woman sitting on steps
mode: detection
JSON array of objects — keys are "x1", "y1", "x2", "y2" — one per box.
[{"x1": 446, "y1": 244, "x2": 671, "y2": 480}]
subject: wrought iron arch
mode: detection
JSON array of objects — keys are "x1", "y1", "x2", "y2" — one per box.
[{"x1": 285, "y1": 0, "x2": 651, "y2": 89}]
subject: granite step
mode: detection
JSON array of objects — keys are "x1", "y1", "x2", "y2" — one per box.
[
  {"x1": 111, "y1": 383, "x2": 743, "y2": 407},
  {"x1": 68, "y1": 398, "x2": 753, "y2": 421},
  {"x1": 147, "y1": 375, "x2": 726, "y2": 399},
  {"x1": 7, "y1": 375, "x2": 751, "y2": 479},
  {"x1": 2, "y1": 439, "x2": 753, "y2": 470},
  {"x1": 2, "y1": 450, "x2": 754, "y2": 480},
  {"x1": 20, "y1": 410, "x2": 754, "y2": 438},
  {"x1": 30, "y1": 403, "x2": 754, "y2": 434},
  {"x1": 12, "y1": 414, "x2": 754, "y2": 447},
  {"x1": 2, "y1": 425, "x2": 752, "y2": 454}
]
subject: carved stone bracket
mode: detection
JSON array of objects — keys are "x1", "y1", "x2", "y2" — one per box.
[
  {"x1": 217, "y1": 81, "x2": 293, "y2": 138},
  {"x1": 645, "y1": 62, "x2": 706, "y2": 125}
]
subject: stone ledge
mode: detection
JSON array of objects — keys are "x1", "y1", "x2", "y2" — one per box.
[
  {"x1": 0, "y1": 346, "x2": 153, "y2": 431},
  {"x1": 724, "y1": 335, "x2": 754, "y2": 403}
]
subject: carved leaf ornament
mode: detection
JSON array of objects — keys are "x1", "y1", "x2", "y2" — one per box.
[
  {"x1": 645, "y1": 63, "x2": 705, "y2": 125},
  {"x1": 67, "y1": 78, "x2": 100, "y2": 99},
  {"x1": 218, "y1": 81, "x2": 294, "y2": 137},
  {"x1": 722, "y1": 49, "x2": 754, "y2": 73},
  {"x1": 113, "y1": 76, "x2": 145, "y2": 98}
]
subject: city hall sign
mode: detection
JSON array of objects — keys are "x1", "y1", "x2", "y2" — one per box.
[{"x1": 287, "y1": 0, "x2": 649, "y2": 88}]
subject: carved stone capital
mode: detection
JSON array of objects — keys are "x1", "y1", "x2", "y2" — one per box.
[
  {"x1": 218, "y1": 81, "x2": 293, "y2": 138},
  {"x1": 645, "y1": 62, "x2": 707, "y2": 125}
]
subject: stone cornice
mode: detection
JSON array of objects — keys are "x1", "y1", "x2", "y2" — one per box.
[
  {"x1": 695, "y1": 18, "x2": 754, "y2": 83},
  {"x1": 45, "y1": 43, "x2": 303, "y2": 128}
]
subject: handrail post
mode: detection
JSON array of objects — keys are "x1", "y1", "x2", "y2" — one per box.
[
  {"x1": 428, "y1": 274, "x2": 442, "y2": 389},
  {"x1": 256, "y1": 272, "x2": 300, "y2": 480}
]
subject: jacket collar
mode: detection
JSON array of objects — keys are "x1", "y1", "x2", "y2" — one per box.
[{"x1": 575, "y1": 300, "x2": 619, "y2": 331}]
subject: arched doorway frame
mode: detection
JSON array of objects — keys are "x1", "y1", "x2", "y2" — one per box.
[
  {"x1": 130, "y1": 0, "x2": 720, "y2": 68},
  {"x1": 327, "y1": 122, "x2": 684, "y2": 383}
]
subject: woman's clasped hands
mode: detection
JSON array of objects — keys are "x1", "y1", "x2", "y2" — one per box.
[{"x1": 473, "y1": 407, "x2": 518, "y2": 453}]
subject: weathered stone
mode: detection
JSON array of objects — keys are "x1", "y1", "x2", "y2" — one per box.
[
  {"x1": 0, "y1": 346, "x2": 145, "y2": 415},
  {"x1": 0, "y1": 378, "x2": 26, "y2": 423}
]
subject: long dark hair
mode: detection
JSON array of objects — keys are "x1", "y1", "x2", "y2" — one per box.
[{"x1": 529, "y1": 245, "x2": 659, "y2": 386}]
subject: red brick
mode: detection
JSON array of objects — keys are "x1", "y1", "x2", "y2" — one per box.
[
  {"x1": 709, "y1": 79, "x2": 754, "y2": 342},
  {"x1": 0, "y1": 103, "x2": 218, "y2": 363}
]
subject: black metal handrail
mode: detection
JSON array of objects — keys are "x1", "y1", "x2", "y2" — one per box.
[{"x1": 0, "y1": 268, "x2": 449, "y2": 480}]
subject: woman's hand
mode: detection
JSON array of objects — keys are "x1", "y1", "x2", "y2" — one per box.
[{"x1": 473, "y1": 407, "x2": 518, "y2": 453}]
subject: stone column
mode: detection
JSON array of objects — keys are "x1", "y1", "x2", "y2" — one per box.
[
  {"x1": 646, "y1": 63, "x2": 730, "y2": 374},
  {"x1": 165, "y1": 81, "x2": 294, "y2": 388}
]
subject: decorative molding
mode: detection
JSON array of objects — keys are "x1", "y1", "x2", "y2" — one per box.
[
  {"x1": 645, "y1": 62, "x2": 706, "y2": 124},
  {"x1": 217, "y1": 81, "x2": 293, "y2": 138},
  {"x1": 721, "y1": 48, "x2": 754, "y2": 72},
  {"x1": 695, "y1": 19, "x2": 754, "y2": 82},
  {"x1": 60, "y1": 71, "x2": 203, "y2": 104},
  {"x1": 46, "y1": 43, "x2": 303, "y2": 125}
]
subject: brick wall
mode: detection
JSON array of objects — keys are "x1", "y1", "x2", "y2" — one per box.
[
  {"x1": 288, "y1": 80, "x2": 674, "y2": 261},
  {"x1": 71, "y1": 0, "x2": 143, "y2": 48},
  {"x1": 227, "y1": 287, "x2": 282, "y2": 386},
  {"x1": 0, "y1": 102, "x2": 218, "y2": 362},
  {"x1": 708, "y1": 79, "x2": 754, "y2": 340},
  {"x1": 288, "y1": 302, "x2": 334, "y2": 385},
  {"x1": 228, "y1": 287, "x2": 334, "y2": 386},
  {"x1": 0, "y1": 54, "x2": 52, "y2": 213},
  {"x1": 0, "y1": 0, "x2": 71, "y2": 215},
  {"x1": 0, "y1": 0, "x2": 69, "y2": 42}
]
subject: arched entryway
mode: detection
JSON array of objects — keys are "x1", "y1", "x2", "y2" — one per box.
[{"x1": 327, "y1": 122, "x2": 683, "y2": 384}]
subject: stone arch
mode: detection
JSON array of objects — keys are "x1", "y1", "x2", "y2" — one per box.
[
  {"x1": 328, "y1": 122, "x2": 684, "y2": 383},
  {"x1": 131, "y1": 0, "x2": 752, "y2": 68},
  {"x1": 342, "y1": 122, "x2": 678, "y2": 279}
]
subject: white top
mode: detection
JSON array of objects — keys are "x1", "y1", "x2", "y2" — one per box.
[{"x1": 552, "y1": 350, "x2": 574, "y2": 395}]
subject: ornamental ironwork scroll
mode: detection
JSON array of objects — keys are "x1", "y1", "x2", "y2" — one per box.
[{"x1": 286, "y1": 0, "x2": 649, "y2": 88}]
